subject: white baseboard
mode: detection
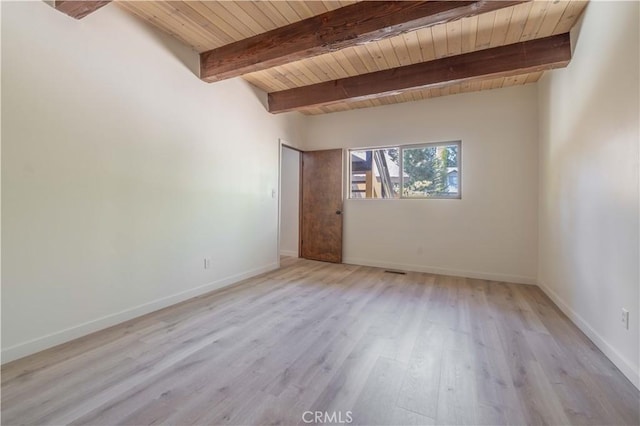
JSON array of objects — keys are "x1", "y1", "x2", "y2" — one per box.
[
  {"x1": 1, "y1": 262, "x2": 279, "y2": 364},
  {"x1": 538, "y1": 281, "x2": 640, "y2": 390},
  {"x1": 343, "y1": 257, "x2": 536, "y2": 285},
  {"x1": 279, "y1": 250, "x2": 299, "y2": 258}
]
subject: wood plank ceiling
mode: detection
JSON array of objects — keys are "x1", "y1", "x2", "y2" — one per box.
[{"x1": 115, "y1": 1, "x2": 588, "y2": 115}]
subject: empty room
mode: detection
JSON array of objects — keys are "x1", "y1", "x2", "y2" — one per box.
[{"x1": 2, "y1": 0, "x2": 639, "y2": 425}]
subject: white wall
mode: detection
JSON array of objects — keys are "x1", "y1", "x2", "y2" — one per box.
[
  {"x1": 1, "y1": 1, "x2": 304, "y2": 362},
  {"x1": 279, "y1": 146, "x2": 300, "y2": 257},
  {"x1": 538, "y1": 1, "x2": 639, "y2": 388},
  {"x1": 305, "y1": 85, "x2": 539, "y2": 284}
]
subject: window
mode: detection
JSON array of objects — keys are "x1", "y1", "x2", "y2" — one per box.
[
  {"x1": 349, "y1": 141, "x2": 461, "y2": 199},
  {"x1": 349, "y1": 148, "x2": 400, "y2": 199},
  {"x1": 401, "y1": 141, "x2": 460, "y2": 198}
]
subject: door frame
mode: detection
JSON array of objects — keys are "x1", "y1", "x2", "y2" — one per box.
[{"x1": 277, "y1": 139, "x2": 303, "y2": 268}]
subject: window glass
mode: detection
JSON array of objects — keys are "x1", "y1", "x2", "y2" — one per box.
[
  {"x1": 402, "y1": 143, "x2": 459, "y2": 198},
  {"x1": 349, "y1": 148, "x2": 400, "y2": 199}
]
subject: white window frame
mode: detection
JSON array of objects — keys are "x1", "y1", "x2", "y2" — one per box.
[{"x1": 347, "y1": 140, "x2": 462, "y2": 200}]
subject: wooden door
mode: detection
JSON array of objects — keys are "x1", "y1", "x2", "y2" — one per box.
[{"x1": 301, "y1": 149, "x2": 343, "y2": 263}]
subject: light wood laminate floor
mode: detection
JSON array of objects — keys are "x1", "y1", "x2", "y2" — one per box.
[{"x1": 2, "y1": 258, "x2": 639, "y2": 425}]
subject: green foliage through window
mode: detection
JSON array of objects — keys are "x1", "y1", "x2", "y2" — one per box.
[
  {"x1": 402, "y1": 144, "x2": 459, "y2": 198},
  {"x1": 349, "y1": 141, "x2": 460, "y2": 199}
]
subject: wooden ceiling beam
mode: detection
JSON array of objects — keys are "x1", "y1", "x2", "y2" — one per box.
[
  {"x1": 268, "y1": 33, "x2": 571, "y2": 114},
  {"x1": 54, "y1": 1, "x2": 111, "y2": 19},
  {"x1": 200, "y1": 0, "x2": 527, "y2": 83}
]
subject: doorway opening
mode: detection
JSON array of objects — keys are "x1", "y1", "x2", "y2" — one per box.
[
  {"x1": 279, "y1": 144, "x2": 301, "y2": 258},
  {"x1": 278, "y1": 142, "x2": 343, "y2": 264}
]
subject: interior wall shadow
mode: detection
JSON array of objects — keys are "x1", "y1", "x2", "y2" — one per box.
[{"x1": 120, "y1": 7, "x2": 200, "y2": 78}]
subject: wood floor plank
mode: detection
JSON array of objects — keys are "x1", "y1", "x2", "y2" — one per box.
[
  {"x1": 351, "y1": 356, "x2": 407, "y2": 425},
  {"x1": 471, "y1": 321, "x2": 528, "y2": 425},
  {"x1": 377, "y1": 272, "x2": 432, "y2": 364},
  {"x1": 1, "y1": 258, "x2": 638, "y2": 426},
  {"x1": 396, "y1": 321, "x2": 446, "y2": 419},
  {"x1": 436, "y1": 328, "x2": 480, "y2": 425},
  {"x1": 494, "y1": 325, "x2": 571, "y2": 425},
  {"x1": 391, "y1": 406, "x2": 435, "y2": 425}
]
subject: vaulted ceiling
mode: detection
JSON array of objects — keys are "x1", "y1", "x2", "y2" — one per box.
[{"x1": 56, "y1": 1, "x2": 588, "y2": 115}]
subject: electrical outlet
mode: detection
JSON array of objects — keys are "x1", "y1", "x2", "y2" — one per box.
[{"x1": 622, "y1": 308, "x2": 629, "y2": 330}]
